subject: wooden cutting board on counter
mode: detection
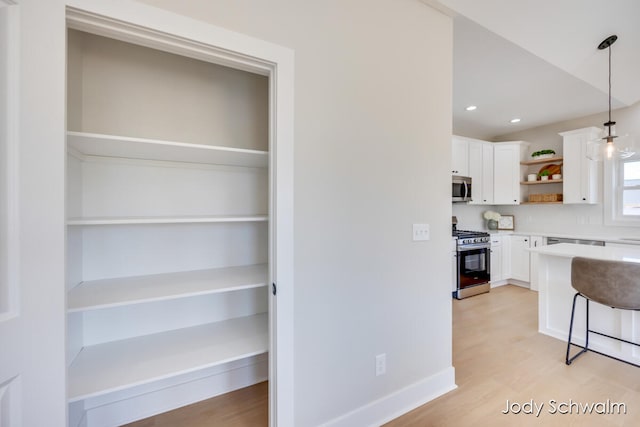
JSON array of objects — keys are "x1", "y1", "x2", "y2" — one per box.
[{"x1": 538, "y1": 163, "x2": 562, "y2": 176}]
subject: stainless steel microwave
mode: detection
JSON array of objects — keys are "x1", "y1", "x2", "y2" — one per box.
[{"x1": 452, "y1": 175, "x2": 472, "y2": 203}]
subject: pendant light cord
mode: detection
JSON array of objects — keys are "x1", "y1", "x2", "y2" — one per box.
[{"x1": 608, "y1": 45, "x2": 612, "y2": 125}]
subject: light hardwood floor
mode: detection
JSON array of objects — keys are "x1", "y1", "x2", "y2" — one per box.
[
  {"x1": 124, "y1": 381, "x2": 268, "y2": 427},
  {"x1": 385, "y1": 285, "x2": 640, "y2": 427},
  {"x1": 126, "y1": 285, "x2": 640, "y2": 426}
]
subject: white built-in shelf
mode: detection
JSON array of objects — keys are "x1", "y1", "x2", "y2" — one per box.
[
  {"x1": 68, "y1": 264, "x2": 268, "y2": 313},
  {"x1": 66, "y1": 215, "x2": 268, "y2": 226},
  {"x1": 67, "y1": 131, "x2": 268, "y2": 168},
  {"x1": 68, "y1": 313, "x2": 268, "y2": 402},
  {"x1": 520, "y1": 156, "x2": 563, "y2": 166}
]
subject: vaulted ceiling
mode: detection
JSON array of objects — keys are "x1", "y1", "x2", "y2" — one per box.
[{"x1": 427, "y1": 0, "x2": 640, "y2": 139}]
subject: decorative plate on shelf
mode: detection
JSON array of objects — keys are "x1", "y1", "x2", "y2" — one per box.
[{"x1": 538, "y1": 164, "x2": 562, "y2": 178}]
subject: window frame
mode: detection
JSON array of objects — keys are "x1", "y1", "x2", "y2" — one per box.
[{"x1": 604, "y1": 156, "x2": 640, "y2": 226}]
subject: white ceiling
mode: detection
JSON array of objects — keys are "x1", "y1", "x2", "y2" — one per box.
[{"x1": 429, "y1": 0, "x2": 640, "y2": 140}]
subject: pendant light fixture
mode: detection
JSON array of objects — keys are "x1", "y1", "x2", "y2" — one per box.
[{"x1": 587, "y1": 35, "x2": 636, "y2": 161}]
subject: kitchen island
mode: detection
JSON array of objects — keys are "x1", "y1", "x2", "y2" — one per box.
[{"x1": 529, "y1": 243, "x2": 640, "y2": 366}]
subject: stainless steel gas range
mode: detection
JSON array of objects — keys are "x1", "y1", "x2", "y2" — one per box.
[{"x1": 452, "y1": 229, "x2": 491, "y2": 299}]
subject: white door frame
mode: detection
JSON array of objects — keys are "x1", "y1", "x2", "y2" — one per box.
[
  {"x1": 0, "y1": 1, "x2": 22, "y2": 425},
  {"x1": 2, "y1": 0, "x2": 69, "y2": 425},
  {"x1": 65, "y1": 1, "x2": 295, "y2": 425}
]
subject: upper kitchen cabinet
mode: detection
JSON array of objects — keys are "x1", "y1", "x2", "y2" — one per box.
[
  {"x1": 467, "y1": 140, "x2": 494, "y2": 204},
  {"x1": 452, "y1": 136, "x2": 494, "y2": 204},
  {"x1": 560, "y1": 127, "x2": 601, "y2": 204},
  {"x1": 493, "y1": 141, "x2": 529, "y2": 205},
  {"x1": 452, "y1": 136, "x2": 469, "y2": 176}
]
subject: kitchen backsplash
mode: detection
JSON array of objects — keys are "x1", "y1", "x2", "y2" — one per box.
[{"x1": 453, "y1": 203, "x2": 640, "y2": 240}]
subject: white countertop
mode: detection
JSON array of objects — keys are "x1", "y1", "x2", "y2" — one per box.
[
  {"x1": 490, "y1": 230, "x2": 640, "y2": 245},
  {"x1": 528, "y1": 242, "x2": 640, "y2": 263}
]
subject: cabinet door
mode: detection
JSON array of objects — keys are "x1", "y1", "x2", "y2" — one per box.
[
  {"x1": 493, "y1": 144, "x2": 520, "y2": 205},
  {"x1": 490, "y1": 244, "x2": 503, "y2": 282},
  {"x1": 529, "y1": 236, "x2": 544, "y2": 291},
  {"x1": 510, "y1": 235, "x2": 530, "y2": 282},
  {"x1": 468, "y1": 141, "x2": 483, "y2": 204},
  {"x1": 482, "y1": 143, "x2": 494, "y2": 204},
  {"x1": 452, "y1": 136, "x2": 469, "y2": 176},
  {"x1": 561, "y1": 127, "x2": 600, "y2": 204}
]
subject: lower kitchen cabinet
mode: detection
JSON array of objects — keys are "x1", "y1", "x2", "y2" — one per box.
[
  {"x1": 529, "y1": 236, "x2": 545, "y2": 291},
  {"x1": 489, "y1": 234, "x2": 512, "y2": 286},
  {"x1": 490, "y1": 235, "x2": 503, "y2": 283},
  {"x1": 509, "y1": 235, "x2": 530, "y2": 283}
]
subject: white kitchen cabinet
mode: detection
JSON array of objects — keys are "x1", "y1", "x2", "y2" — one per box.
[
  {"x1": 493, "y1": 142, "x2": 528, "y2": 205},
  {"x1": 64, "y1": 27, "x2": 284, "y2": 426},
  {"x1": 467, "y1": 140, "x2": 494, "y2": 205},
  {"x1": 452, "y1": 136, "x2": 469, "y2": 176},
  {"x1": 502, "y1": 234, "x2": 512, "y2": 280},
  {"x1": 528, "y1": 236, "x2": 545, "y2": 291},
  {"x1": 489, "y1": 235, "x2": 503, "y2": 283},
  {"x1": 467, "y1": 141, "x2": 483, "y2": 202},
  {"x1": 560, "y1": 127, "x2": 601, "y2": 204},
  {"x1": 482, "y1": 143, "x2": 495, "y2": 204},
  {"x1": 510, "y1": 235, "x2": 531, "y2": 282}
]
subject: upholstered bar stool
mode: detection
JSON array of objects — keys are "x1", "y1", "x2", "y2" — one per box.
[{"x1": 566, "y1": 256, "x2": 640, "y2": 367}]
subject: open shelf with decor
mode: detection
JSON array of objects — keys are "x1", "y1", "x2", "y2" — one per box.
[{"x1": 520, "y1": 156, "x2": 563, "y2": 166}]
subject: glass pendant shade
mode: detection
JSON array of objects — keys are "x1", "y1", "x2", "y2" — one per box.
[{"x1": 586, "y1": 130, "x2": 636, "y2": 161}]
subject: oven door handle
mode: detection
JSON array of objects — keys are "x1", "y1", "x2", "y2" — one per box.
[{"x1": 458, "y1": 244, "x2": 490, "y2": 252}]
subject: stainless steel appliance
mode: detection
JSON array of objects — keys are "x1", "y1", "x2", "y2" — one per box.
[
  {"x1": 452, "y1": 175, "x2": 472, "y2": 203},
  {"x1": 546, "y1": 237, "x2": 604, "y2": 246},
  {"x1": 453, "y1": 229, "x2": 490, "y2": 299}
]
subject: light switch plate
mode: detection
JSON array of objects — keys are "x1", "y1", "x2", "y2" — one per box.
[{"x1": 413, "y1": 223, "x2": 429, "y2": 241}]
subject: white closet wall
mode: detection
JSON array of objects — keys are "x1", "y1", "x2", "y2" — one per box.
[{"x1": 66, "y1": 29, "x2": 270, "y2": 426}]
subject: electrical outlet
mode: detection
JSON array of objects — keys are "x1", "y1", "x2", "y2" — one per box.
[
  {"x1": 412, "y1": 223, "x2": 430, "y2": 241},
  {"x1": 375, "y1": 353, "x2": 386, "y2": 376}
]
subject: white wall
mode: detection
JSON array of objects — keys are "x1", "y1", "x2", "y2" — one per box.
[
  {"x1": 135, "y1": 0, "x2": 455, "y2": 425},
  {"x1": 67, "y1": 30, "x2": 269, "y2": 151},
  {"x1": 455, "y1": 102, "x2": 640, "y2": 239}
]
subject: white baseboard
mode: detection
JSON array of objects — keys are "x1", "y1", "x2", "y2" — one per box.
[
  {"x1": 490, "y1": 280, "x2": 509, "y2": 288},
  {"x1": 320, "y1": 366, "x2": 456, "y2": 427},
  {"x1": 492, "y1": 279, "x2": 532, "y2": 289},
  {"x1": 81, "y1": 355, "x2": 268, "y2": 427},
  {"x1": 508, "y1": 279, "x2": 530, "y2": 289}
]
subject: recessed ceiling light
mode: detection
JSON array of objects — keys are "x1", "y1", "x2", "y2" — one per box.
[
  {"x1": 510, "y1": 118, "x2": 521, "y2": 124},
  {"x1": 465, "y1": 105, "x2": 477, "y2": 111}
]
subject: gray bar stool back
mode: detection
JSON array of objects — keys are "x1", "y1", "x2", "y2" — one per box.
[{"x1": 567, "y1": 256, "x2": 640, "y2": 366}]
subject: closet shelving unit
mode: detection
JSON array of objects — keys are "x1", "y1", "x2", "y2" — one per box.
[
  {"x1": 66, "y1": 28, "x2": 271, "y2": 423},
  {"x1": 66, "y1": 130, "x2": 270, "y2": 402}
]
